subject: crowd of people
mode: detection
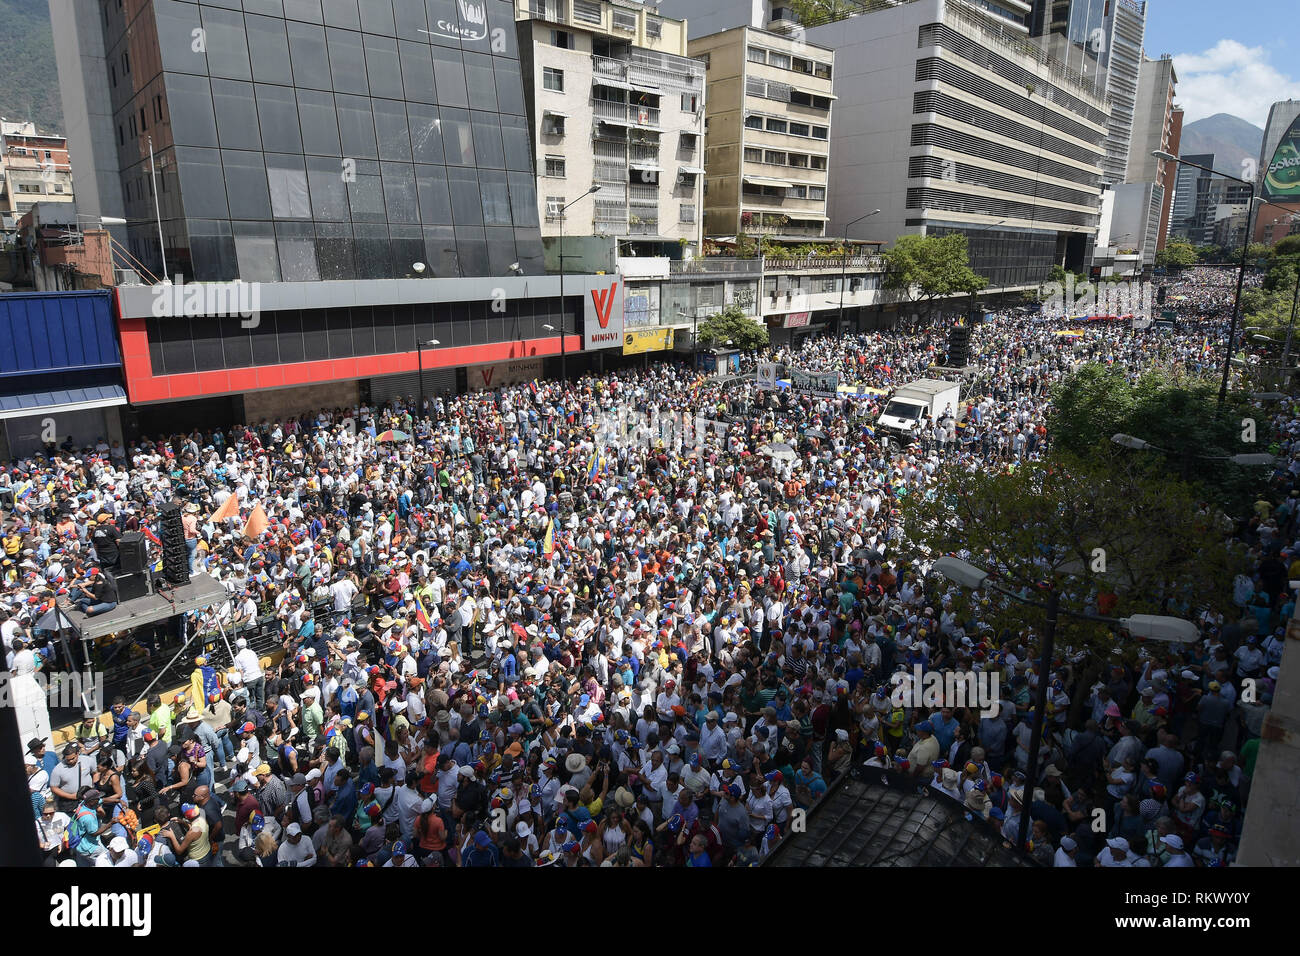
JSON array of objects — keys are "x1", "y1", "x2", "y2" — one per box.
[{"x1": 12, "y1": 267, "x2": 1290, "y2": 867}]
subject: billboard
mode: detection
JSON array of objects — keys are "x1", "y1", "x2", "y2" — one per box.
[
  {"x1": 1263, "y1": 113, "x2": 1300, "y2": 201},
  {"x1": 583, "y1": 277, "x2": 625, "y2": 351},
  {"x1": 623, "y1": 328, "x2": 674, "y2": 355},
  {"x1": 467, "y1": 357, "x2": 543, "y2": 391},
  {"x1": 756, "y1": 362, "x2": 784, "y2": 390},
  {"x1": 783, "y1": 312, "x2": 811, "y2": 328}
]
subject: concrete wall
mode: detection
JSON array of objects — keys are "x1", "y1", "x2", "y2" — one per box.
[{"x1": 243, "y1": 381, "x2": 361, "y2": 424}]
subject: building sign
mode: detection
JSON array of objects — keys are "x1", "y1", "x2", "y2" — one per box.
[
  {"x1": 623, "y1": 327, "x2": 674, "y2": 355},
  {"x1": 1263, "y1": 113, "x2": 1300, "y2": 201},
  {"x1": 468, "y1": 357, "x2": 543, "y2": 391},
  {"x1": 790, "y1": 368, "x2": 840, "y2": 398},
  {"x1": 421, "y1": 0, "x2": 489, "y2": 42},
  {"x1": 583, "y1": 276, "x2": 625, "y2": 350},
  {"x1": 783, "y1": 311, "x2": 811, "y2": 328}
]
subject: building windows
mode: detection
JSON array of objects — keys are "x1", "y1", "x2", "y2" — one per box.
[
  {"x1": 788, "y1": 153, "x2": 808, "y2": 168},
  {"x1": 743, "y1": 147, "x2": 762, "y2": 163},
  {"x1": 543, "y1": 114, "x2": 566, "y2": 136},
  {"x1": 679, "y1": 132, "x2": 698, "y2": 151},
  {"x1": 645, "y1": 16, "x2": 662, "y2": 38},
  {"x1": 572, "y1": 0, "x2": 601, "y2": 24},
  {"x1": 545, "y1": 195, "x2": 566, "y2": 219},
  {"x1": 747, "y1": 46, "x2": 766, "y2": 63},
  {"x1": 764, "y1": 150, "x2": 786, "y2": 165},
  {"x1": 810, "y1": 156, "x2": 827, "y2": 170},
  {"x1": 681, "y1": 93, "x2": 698, "y2": 112},
  {"x1": 545, "y1": 156, "x2": 566, "y2": 177},
  {"x1": 767, "y1": 52, "x2": 791, "y2": 70},
  {"x1": 765, "y1": 118, "x2": 787, "y2": 134},
  {"x1": 543, "y1": 68, "x2": 564, "y2": 92},
  {"x1": 550, "y1": 29, "x2": 574, "y2": 48},
  {"x1": 787, "y1": 184, "x2": 806, "y2": 199},
  {"x1": 788, "y1": 122, "x2": 810, "y2": 137},
  {"x1": 680, "y1": 203, "x2": 696, "y2": 223},
  {"x1": 808, "y1": 186, "x2": 826, "y2": 200},
  {"x1": 811, "y1": 125, "x2": 828, "y2": 139},
  {"x1": 744, "y1": 114, "x2": 763, "y2": 130},
  {"x1": 612, "y1": 10, "x2": 637, "y2": 32}
]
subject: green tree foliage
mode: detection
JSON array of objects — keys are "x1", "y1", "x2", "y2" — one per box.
[
  {"x1": 881, "y1": 233, "x2": 987, "y2": 321},
  {"x1": 899, "y1": 449, "x2": 1235, "y2": 663},
  {"x1": 696, "y1": 303, "x2": 769, "y2": 350},
  {"x1": 1048, "y1": 363, "x2": 1272, "y2": 511},
  {"x1": 1155, "y1": 242, "x2": 1198, "y2": 268}
]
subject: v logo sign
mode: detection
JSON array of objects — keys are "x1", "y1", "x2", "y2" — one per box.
[{"x1": 590, "y1": 282, "x2": 619, "y2": 329}]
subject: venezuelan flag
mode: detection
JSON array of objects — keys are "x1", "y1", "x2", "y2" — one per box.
[
  {"x1": 587, "y1": 454, "x2": 599, "y2": 482},
  {"x1": 414, "y1": 591, "x2": 432, "y2": 632},
  {"x1": 543, "y1": 518, "x2": 555, "y2": 557}
]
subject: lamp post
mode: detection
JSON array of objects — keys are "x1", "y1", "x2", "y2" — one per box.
[
  {"x1": 415, "y1": 338, "x2": 440, "y2": 419},
  {"x1": 837, "y1": 209, "x2": 881, "y2": 339},
  {"x1": 553, "y1": 185, "x2": 602, "y2": 382},
  {"x1": 932, "y1": 555, "x2": 1197, "y2": 851},
  {"x1": 1154, "y1": 151, "x2": 1254, "y2": 405},
  {"x1": 1111, "y1": 431, "x2": 1277, "y2": 479}
]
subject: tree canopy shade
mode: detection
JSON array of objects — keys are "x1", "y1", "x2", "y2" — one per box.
[
  {"x1": 880, "y1": 234, "x2": 986, "y2": 321},
  {"x1": 1047, "y1": 363, "x2": 1273, "y2": 511},
  {"x1": 1155, "y1": 242, "x2": 1198, "y2": 268},
  {"x1": 695, "y1": 303, "x2": 769, "y2": 350},
  {"x1": 898, "y1": 449, "x2": 1235, "y2": 660}
]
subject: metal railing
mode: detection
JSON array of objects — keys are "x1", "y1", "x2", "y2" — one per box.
[
  {"x1": 764, "y1": 255, "x2": 885, "y2": 272},
  {"x1": 628, "y1": 218, "x2": 660, "y2": 234},
  {"x1": 669, "y1": 257, "x2": 763, "y2": 275},
  {"x1": 629, "y1": 144, "x2": 660, "y2": 163}
]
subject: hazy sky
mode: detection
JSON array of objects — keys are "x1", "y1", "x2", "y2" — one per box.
[{"x1": 1145, "y1": 0, "x2": 1300, "y2": 128}]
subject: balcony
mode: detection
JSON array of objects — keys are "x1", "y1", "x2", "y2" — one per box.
[
  {"x1": 627, "y1": 216, "x2": 660, "y2": 235},
  {"x1": 669, "y1": 257, "x2": 763, "y2": 276},
  {"x1": 593, "y1": 99, "x2": 660, "y2": 127},
  {"x1": 764, "y1": 255, "x2": 885, "y2": 273}
]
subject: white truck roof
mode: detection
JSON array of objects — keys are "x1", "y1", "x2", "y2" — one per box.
[{"x1": 893, "y1": 379, "x2": 960, "y2": 397}]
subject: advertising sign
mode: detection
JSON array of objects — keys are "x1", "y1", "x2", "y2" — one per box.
[
  {"x1": 756, "y1": 362, "x2": 783, "y2": 390},
  {"x1": 789, "y1": 368, "x2": 840, "y2": 398},
  {"x1": 468, "y1": 357, "x2": 543, "y2": 391},
  {"x1": 583, "y1": 276, "x2": 625, "y2": 350},
  {"x1": 783, "y1": 312, "x2": 811, "y2": 328},
  {"x1": 1263, "y1": 113, "x2": 1300, "y2": 201},
  {"x1": 623, "y1": 328, "x2": 674, "y2": 355}
]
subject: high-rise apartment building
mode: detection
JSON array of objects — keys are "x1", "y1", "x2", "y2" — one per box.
[
  {"x1": 805, "y1": 0, "x2": 1107, "y2": 289},
  {"x1": 514, "y1": 0, "x2": 706, "y2": 251},
  {"x1": 1029, "y1": 0, "x2": 1144, "y2": 185},
  {"x1": 0, "y1": 121, "x2": 75, "y2": 229},
  {"x1": 1125, "y1": 54, "x2": 1177, "y2": 251},
  {"x1": 1254, "y1": 99, "x2": 1300, "y2": 243},
  {"x1": 689, "y1": 25, "x2": 835, "y2": 239}
]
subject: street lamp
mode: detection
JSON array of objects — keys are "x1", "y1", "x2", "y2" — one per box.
[
  {"x1": 1111, "y1": 432, "x2": 1277, "y2": 469},
  {"x1": 933, "y1": 555, "x2": 1196, "y2": 849},
  {"x1": 553, "y1": 184, "x2": 602, "y2": 382},
  {"x1": 412, "y1": 261, "x2": 426, "y2": 276},
  {"x1": 837, "y1": 209, "x2": 881, "y2": 339},
  {"x1": 416, "y1": 338, "x2": 440, "y2": 418},
  {"x1": 1154, "y1": 150, "x2": 1254, "y2": 405}
]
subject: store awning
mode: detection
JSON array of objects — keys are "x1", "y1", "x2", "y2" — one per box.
[
  {"x1": 593, "y1": 75, "x2": 634, "y2": 90},
  {"x1": 629, "y1": 161, "x2": 662, "y2": 172},
  {"x1": 0, "y1": 384, "x2": 126, "y2": 420},
  {"x1": 679, "y1": 165, "x2": 706, "y2": 174},
  {"x1": 744, "y1": 175, "x2": 794, "y2": 188},
  {"x1": 543, "y1": 109, "x2": 570, "y2": 117},
  {"x1": 599, "y1": 117, "x2": 633, "y2": 127}
]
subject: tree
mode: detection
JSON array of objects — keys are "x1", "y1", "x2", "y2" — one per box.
[
  {"x1": 696, "y1": 303, "x2": 769, "y2": 350},
  {"x1": 880, "y1": 233, "x2": 987, "y2": 323},
  {"x1": 1155, "y1": 242, "x2": 1198, "y2": 268},
  {"x1": 786, "y1": 0, "x2": 857, "y2": 25},
  {"x1": 899, "y1": 449, "x2": 1235, "y2": 666},
  {"x1": 1048, "y1": 363, "x2": 1273, "y2": 511}
]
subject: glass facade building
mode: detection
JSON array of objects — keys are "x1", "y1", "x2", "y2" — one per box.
[{"x1": 99, "y1": 0, "x2": 544, "y2": 282}]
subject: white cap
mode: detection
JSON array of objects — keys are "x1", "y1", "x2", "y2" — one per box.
[
  {"x1": 515, "y1": 820, "x2": 532, "y2": 837},
  {"x1": 109, "y1": 836, "x2": 129, "y2": 853},
  {"x1": 724, "y1": 712, "x2": 738, "y2": 724},
  {"x1": 236, "y1": 638, "x2": 248, "y2": 648},
  {"x1": 286, "y1": 823, "x2": 303, "y2": 836}
]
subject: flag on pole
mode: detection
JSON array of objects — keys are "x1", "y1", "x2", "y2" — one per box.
[
  {"x1": 210, "y1": 494, "x2": 240, "y2": 523},
  {"x1": 587, "y1": 453, "x2": 600, "y2": 482},
  {"x1": 242, "y1": 503, "x2": 269, "y2": 540},
  {"x1": 543, "y1": 517, "x2": 555, "y2": 558},
  {"x1": 414, "y1": 591, "x2": 432, "y2": 632}
]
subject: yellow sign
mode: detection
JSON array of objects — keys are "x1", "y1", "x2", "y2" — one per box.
[{"x1": 623, "y1": 327, "x2": 674, "y2": 355}]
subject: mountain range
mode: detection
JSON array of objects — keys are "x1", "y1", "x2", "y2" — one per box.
[
  {"x1": 1177, "y1": 113, "x2": 1265, "y2": 175},
  {"x1": 0, "y1": 0, "x2": 63, "y2": 134}
]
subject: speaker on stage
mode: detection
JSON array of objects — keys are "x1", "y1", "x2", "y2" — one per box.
[
  {"x1": 110, "y1": 570, "x2": 150, "y2": 602},
  {"x1": 159, "y1": 501, "x2": 191, "y2": 586},
  {"x1": 947, "y1": 321, "x2": 971, "y2": 368},
  {"x1": 119, "y1": 532, "x2": 147, "y2": 575}
]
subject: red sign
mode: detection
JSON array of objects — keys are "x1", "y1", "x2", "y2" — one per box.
[
  {"x1": 783, "y1": 312, "x2": 811, "y2": 328},
  {"x1": 591, "y1": 282, "x2": 619, "y2": 329}
]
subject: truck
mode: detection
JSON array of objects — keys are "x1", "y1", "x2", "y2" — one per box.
[{"x1": 876, "y1": 378, "x2": 961, "y2": 438}]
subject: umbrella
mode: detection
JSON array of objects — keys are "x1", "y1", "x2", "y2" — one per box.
[
  {"x1": 805, "y1": 428, "x2": 826, "y2": 439},
  {"x1": 767, "y1": 443, "x2": 796, "y2": 462},
  {"x1": 376, "y1": 429, "x2": 409, "y2": 442}
]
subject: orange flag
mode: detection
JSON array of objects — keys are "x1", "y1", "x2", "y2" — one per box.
[
  {"x1": 242, "y1": 503, "x2": 268, "y2": 540},
  {"x1": 209, "y1": 494, "x2": 240, "y2": 523}
]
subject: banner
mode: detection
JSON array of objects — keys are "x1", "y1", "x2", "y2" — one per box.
[
  {"x1": 789, "y1": 368, "x2": 840, "y2": 398},
  {"x1": 1263, "y1": 113, "x2": 1300, "y2": 201},
  {"x1": 468, "y1": 357, "x2": 543, "y2": 391},
  {"x1": 622, "y1": 327, "x2": 674, "y2": 355},
  {"x1": 756, "y1": 362, "x2": 783, "y2": 390},
  {"x1": 783, "y1": 312, "x2": 811, "y2": 328}
]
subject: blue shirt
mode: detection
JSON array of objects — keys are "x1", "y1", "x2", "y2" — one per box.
[{"x1": 331, "y1": 781, "x2": 357, "y2": 822}]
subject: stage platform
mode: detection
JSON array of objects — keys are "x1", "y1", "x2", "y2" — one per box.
[{"x1": 60, "y1": 573, "x2": 230, "y2": 640}]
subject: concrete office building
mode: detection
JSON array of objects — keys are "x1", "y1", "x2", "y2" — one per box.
[
  {"x1": 1125, "y1": 54, "x2": 1178, "y2": 253},
  {"x1": 49, "y1": 0, "x2": 629, "y2": 425},
  {"x1": 688, "y1": 25, "x2": 835, "y2": 240},
  {"x1": 514, "y1": 0, "x2": 705, "y2": 252},
  {"x1": 804, "y1": 0, "x2": 1107, "y2": 289}
]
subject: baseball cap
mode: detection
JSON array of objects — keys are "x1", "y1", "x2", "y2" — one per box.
[{"x1": 286, "y1": 823, "x2": 303, "y2": 837}]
